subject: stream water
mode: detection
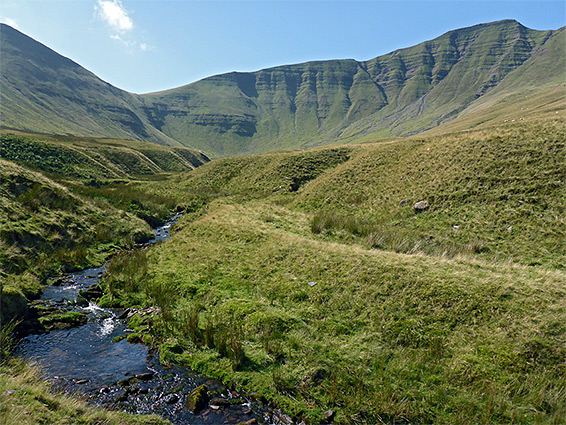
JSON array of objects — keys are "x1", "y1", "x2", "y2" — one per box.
[{"x1": 16, "y1": 215, "x2": 288, "y2": 425}]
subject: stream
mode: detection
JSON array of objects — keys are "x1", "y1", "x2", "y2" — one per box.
[{"x1": 16, "y1": 215, "x2": 289, "y2": 425}]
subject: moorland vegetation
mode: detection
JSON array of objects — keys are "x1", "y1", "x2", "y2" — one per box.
[
  {"x1": 1, "y1": 17, "x2": 565, "y2": 425},
  {"x1": 3, "y1": 116, "x2": 563, "y2": 424}
]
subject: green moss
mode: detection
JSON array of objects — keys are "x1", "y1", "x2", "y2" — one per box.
[
  {"x1": 185, "y1": 384, "x2": 209, "y2": 413},
  {"x1": 0, "y1": 284, "x2": 28, "y2": 327},
  {"x1": 38, "y1": 311, "x2": 88, "y2": 329}
]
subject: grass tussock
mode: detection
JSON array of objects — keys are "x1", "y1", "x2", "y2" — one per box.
[{"x1": 311, "y1": 210, "x2": 489, "y2": 257}]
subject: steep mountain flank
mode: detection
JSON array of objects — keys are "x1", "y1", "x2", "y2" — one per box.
[
  {"x1": 0, "y1": 24, "x2": 176, "y2": 146},
  {"x1": 1, "y1": 20, "x2": 564, "y2": 157}
]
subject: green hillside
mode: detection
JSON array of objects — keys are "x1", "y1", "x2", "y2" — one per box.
[
  {"x1": 1, "y1": 21, "x2": 564, "y2": 157},
  {"x1": 99, "y1": 118, "x2": 566, "y2": 424},
  {"x1": 154, "y1": 116, "x2": 565, "y2": 269},
  {"x1": 141, "y1": 20, "x2": 565, "y2": 157},
  {"x1": 0, "y1": 24, "x2": 177, "y2": 146},
  {"x1": 1, "y1": 17, "x2": 565, "y2": 425},
  {"x1": 0, "y1": 133, "x2": 208, "y2": 327},
  {"x1": 0, "y1": 133, "x2": 209, "y2": 180}
]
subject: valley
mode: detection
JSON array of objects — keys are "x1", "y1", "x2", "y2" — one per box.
[{"x1": 1, "y1": 18, "x2": 565, "y2": 425}]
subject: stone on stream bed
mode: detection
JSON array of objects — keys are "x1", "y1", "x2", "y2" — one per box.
[
  {"x1": 162, "y1": 393, "x2": 180, "y2": 405},
  {"x1": 78, "y1": 283, "x2": 104, "y2": 301},
  {"x1": 29, "y1": 300, "x2": 61, "y2": 316},
  {"x1": 135, "y1": 372, "x2": 154, "y2": 381},
  {"x1": 235, "y1": 420, "x2": 257, "y2": 425},
  {"x1": 117, "y1": 376, "x2": 139, "y2": 387},
  {"x1": 185, "y1": 384, "x2": 209, "y2": 413},
  {"x1": 38, "y1": 311, "x2": 88, "y2": 330},
  {"x1": 73, "y1": 296, "x2": 89, "y2": 307},
  {"x1": 48, "y1": 276, "x2": 68, "y2": 286}
]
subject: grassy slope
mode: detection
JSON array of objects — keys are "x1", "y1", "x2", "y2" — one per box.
[
  {"x1": 101, "y1": 118, "x2": 565, "y2": 423},
  {"x1": 295, "y1": 119, "x2": 565, "y2": 268},
  {"x1": 3, "y1": 21, "x2": 563, "y2": 158},
  {"x1": 161, "y1": 117, "x2": 565, "y2": 268},
  {"x1": 126, "y1": 201, "x2": 564, "y2": 424},
  {"x1": 419, "y1": 26, "x2": 566, "y2": 137},
  {"x1": 0, "y1": 133, "x2": 209, "y2": 281},
  {"x1": 0, "y1": 133, "x2": 208, "y2": 179},
  {"x1": 0, "y1": 24, "x2": 178, "y2": 147},
  {"x1": 0, "y1": 359, "x2": 169, "y2": 425}
]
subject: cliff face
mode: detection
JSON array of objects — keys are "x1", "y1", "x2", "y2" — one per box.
[{"x1": 2, "y1": 20, "x2": 564, "y2": 157}]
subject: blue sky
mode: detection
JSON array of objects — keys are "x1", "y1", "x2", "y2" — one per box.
[{"x1": 1, "y1": 1, "x2": 564, "y2": 94}]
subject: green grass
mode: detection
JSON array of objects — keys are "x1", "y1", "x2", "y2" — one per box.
[
  {"x1": 1, "y1": 109, "x2": 564, "y2": 423},
  {"x1": 0, "y1": 132, "x2": 208, "y2": 321},
  {"x1": 0, "y1": 359, "x2": 170, "y2": 425},
  {"x1": 0, "y1": 159, "x2": 153, "y2": 276},
  {"x1": 151, "y1": 118, "x2": 565, "y2": 268},
  {"x1": 104, "y1": 200, "x2": 566, "y2": 424},
  {"x1": 97, "y1": 117, "x2": 565, "y2": 424},
  {"x1": 0, "y1": 133, "x2": 208, "y2": 180},
  {"x1": 0, "y1": 136, "x2": 192, "y2": 424}
]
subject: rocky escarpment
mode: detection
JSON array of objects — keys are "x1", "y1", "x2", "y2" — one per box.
[
  {"x1": 1, "y1": 20, "x2": 564, "y2": 157},
  {"x1": 139, "y1": 20, "x2": 565, "y2": 156}
]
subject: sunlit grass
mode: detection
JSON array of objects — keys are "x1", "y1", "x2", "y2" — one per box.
[
  {"x1": 107, "y1": 200, "x2": 566, "y2": 424},
  {"x1": 0, "y1": 359, "x2": 169, "y2": 425}
]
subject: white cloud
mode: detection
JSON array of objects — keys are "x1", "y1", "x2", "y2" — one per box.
[
  {"x1": 95, "y1": 1, "x2": 152, "y2": 53},
  {"x1": 96, "y1": 0, "x2": 133, "y2": 33},
  {"x1": 140, "y1": 42, "x2": 154, "y2": 52}
]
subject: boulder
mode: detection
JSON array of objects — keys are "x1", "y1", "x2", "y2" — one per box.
[
  {"x1": 50, "y1": 277, "x2": 66, "y2": 286},
  {"x1": 78, "y1": 283, "x2": 103, "y2": 301},
  {"x1": 412, "y1": 200, "x2": 429, "y2": 213},
  {"x1": 185, "y1": 384, "x2": 209, "y2": 413},
  {"x1": 38, "y1": 311, "x2": 88, "y2": 330}
]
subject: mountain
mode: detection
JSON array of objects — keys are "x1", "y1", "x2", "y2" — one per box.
[
  {"x1": 0, "y1": 24, "x2": 178, "y2": 146},
  {"x1": 1, "y1": 20, "x2": 564, "y2": 157}
]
